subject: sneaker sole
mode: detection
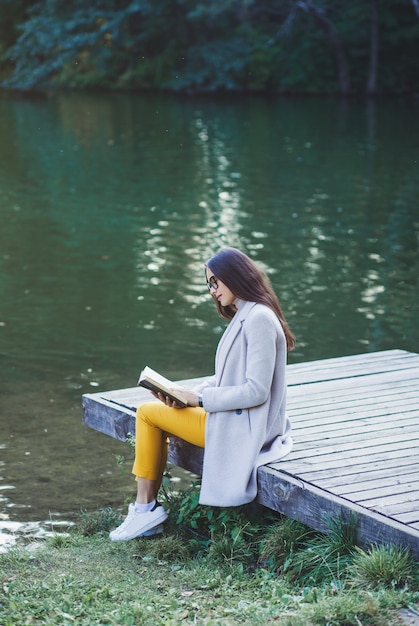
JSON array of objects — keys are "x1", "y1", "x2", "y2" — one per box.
[
  {"x1": 141, "y1": 523, "x2": 164, "y2": 537},
  {"x1": 109, "y1": 510, "x2": 168, "y2": 541}
]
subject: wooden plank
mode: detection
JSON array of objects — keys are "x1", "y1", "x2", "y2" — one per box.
[
  {"x1": 291, "y1": 402, "x2": 419, "y2": 425},
  {"x1": 294, "y1": 431, "x2": 419, "y2": 454},
  {"x1": 287, "y1": 380, "x2": 419, "y2": 407},
  {"x1": 287, "y1": 403, "x2": 419, "y2": 427},
  {"x1": 280, "y1": 433, "x2": 419, "y2": 460},
  {"x1": 286, "y1": 351, "x2": 419, "y2": 386},
  {"x1": 288, "y1": 390, "x2": 419, "y2": 421},
  {"x1": 292, "y1": 417, "x2": 419, "y2": 441},
  {"x1": 276, "y1": 450, "x2": 419, "y2": 478},
  {"x1": 339, "y1": 480, "x2": 419, "y2": 503},
  {"x1": 305, "y1": 482, "x2": 419, "y2": 501},
  {"x1": 377, "y1": 498, "x2": 419, "y2": 516},
  {"x1": 359, "y1": 491, "x2": 419, "y2": 509},
  {"x1": 288, "y1": 378, "x2": 419, "y2": 405},
  {"x1": 297, "y1": 457, "x2": 419, "y2": 480},
  {"x1": 288, "y1": 392, "x2": 419, "y2": 421},
  {"x1": 82, "y1": 394, "x2": 136, "y2": 442},
  {"x1": 394, "y1": 511, "x2": 419, "y2": 524},
  {"x1": 287, "y1": 366, "x2": 419, "y2": 402},
  {"x1": 296, "y1": 446, "x2": 419, "y2": 467},
  {"x1": 331, "y1": 474, "x2": 419, "y2": 499},
  {"x1": 294, "y1": 414, "x2": 419, "y2": 442},
  {"x1": 310, "y1": 462, "x2": 419, "y2": 488},
  {"x1": 286, "y1": 350, "x2": 413, "y2": 377},
  {"x1": 276, "y1": 450, "x2": 419, "y2": 473},
  {"x1": 256, "y1": 466, "x2": 419, "y2": 557}
]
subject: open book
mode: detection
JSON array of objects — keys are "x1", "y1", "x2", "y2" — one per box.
[{"x1": 138, "y1": 366, "x2": 188, "y2": 407}]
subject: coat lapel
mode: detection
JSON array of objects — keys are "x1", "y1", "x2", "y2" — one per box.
[{"x1": 215, "y1": 301, "x2": 256, "y2": 383}]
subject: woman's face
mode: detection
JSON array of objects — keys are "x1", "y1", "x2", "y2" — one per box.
[{"x1": 205, "y1": 269, "x2": 236, "y2": 307}]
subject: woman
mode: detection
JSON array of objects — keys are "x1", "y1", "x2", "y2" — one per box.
[{"x1": 110, "y1": 247, "x2": 295, "y2": 541}]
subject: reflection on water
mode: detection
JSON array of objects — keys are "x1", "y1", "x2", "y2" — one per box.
[{"x1": 0, "y1": 92, "x2": 418, "y2": 546}]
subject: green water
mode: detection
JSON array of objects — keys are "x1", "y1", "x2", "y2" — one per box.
[{"x1": 0, "y1": 92, "x2": 418, "y2": 547}]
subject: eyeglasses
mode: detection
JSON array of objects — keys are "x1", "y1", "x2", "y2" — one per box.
[{"x1": 206, "y1": 275, "x2": 218, "y2": 291}]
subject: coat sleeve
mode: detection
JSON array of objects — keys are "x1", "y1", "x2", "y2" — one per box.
[
  {"x1": 194, "y1": 375, "x2": 216, "y2": 393},
  {"x1": 202, "y1": 308, "x2": 281, "y2": 412}
]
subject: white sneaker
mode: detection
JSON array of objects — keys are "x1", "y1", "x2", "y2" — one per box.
[
  {"x1": 109, "y1": 503, "x2": 168, "y2": 541},
  {"x1": 142, "y1": 523, "x2": 164, "y2": 537}
]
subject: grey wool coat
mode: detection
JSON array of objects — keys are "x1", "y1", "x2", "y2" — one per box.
[{"x1": 197, "y1": 299, "x2": 292, "y2": 506}]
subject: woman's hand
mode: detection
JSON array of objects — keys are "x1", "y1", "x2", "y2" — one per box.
[
  {"x1": 151, "y1": 391, "x2": 179, "y2": 408},
  {"x1": 176, "y1": 389, "x2": 200, "y2": 407},
  {"x1": 151, "y1": 388, "x2": 200, "y2": 408}
]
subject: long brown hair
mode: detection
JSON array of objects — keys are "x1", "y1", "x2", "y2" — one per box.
[{"x1": 206, "y1": 247, "x2": 295, "y2": 351}]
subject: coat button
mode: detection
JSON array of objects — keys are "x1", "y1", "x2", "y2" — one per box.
[{"x1": 235, "y1": 409, "x2": 242, "y2": 415}]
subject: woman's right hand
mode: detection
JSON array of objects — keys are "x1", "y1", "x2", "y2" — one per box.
[{"x1": 151, "y1": 390, "x2": 184, "y2": 409}]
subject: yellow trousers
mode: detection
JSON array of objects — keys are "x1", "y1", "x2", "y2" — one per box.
[{"x1": 132, "y1": 402, "x2": 207, "y2": 481}]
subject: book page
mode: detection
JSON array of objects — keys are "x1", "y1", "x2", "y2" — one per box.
[{"x1": 138, "y1": 366, "x2": 188, "y2": 407}]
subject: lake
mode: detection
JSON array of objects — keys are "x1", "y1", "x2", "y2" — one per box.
[{"x1": 0, "y1": 91, "x2": 418, "y2": 549}]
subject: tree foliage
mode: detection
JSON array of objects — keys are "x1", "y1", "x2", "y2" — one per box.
[{"x1": 0, "y1": 0, "x2": 418, "y2": 94}]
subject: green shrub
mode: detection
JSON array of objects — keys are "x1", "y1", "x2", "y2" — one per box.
[
  {"x1": 282, "y1": 514, "x2": 359, "y2": 585},
  {"x1": 259, "y1": 517, "x2": 315, "y2": 570},
  {"x1": 75, "y1": 507, "x2": 122, "y2": 536},
  {"x1": 160, "y1": 482, "x2": 276, "y2": 566},
  {"x1": 46, "y1": 533, "x2": 83, "y2": 549},
  {"x1": 135, "y1": 535, "x2": 191, "y2": 562},
  {"x1": 351, "y1": 544, "x2": 418, "y2": 590},
  {"x1": 303, "y1": 589, "x2": 385, "y2": 626}
]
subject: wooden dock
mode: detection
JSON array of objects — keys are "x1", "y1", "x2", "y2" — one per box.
[{"x1": 82, "y1": 349, "x2": 419, "y2": 557}]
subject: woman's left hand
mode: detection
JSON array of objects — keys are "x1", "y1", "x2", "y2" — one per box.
[{"x1": 177, "y1": 389, "x2": 200, "y2": 407}]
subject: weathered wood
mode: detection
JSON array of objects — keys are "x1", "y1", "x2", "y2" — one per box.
[
  {"x1": 334, "y1": 474, "x2": 419, "y2": 498},
  {"x1": 256, "y1": 466, "x2": 419, "y2": 557},
  {"x1": 82, "y1": 349, "x2": 419, "y2": 557},
  {"x1": 283, "y1": 447, "x2": 419, "y2": 472},
  {"x1": 301, "y1": 458, "x2": 419, "y2": 483}
]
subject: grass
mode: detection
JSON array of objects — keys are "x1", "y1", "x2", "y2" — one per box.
[{"x1": 1, "y1": 494, "x2": 418, "y2": 625}]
